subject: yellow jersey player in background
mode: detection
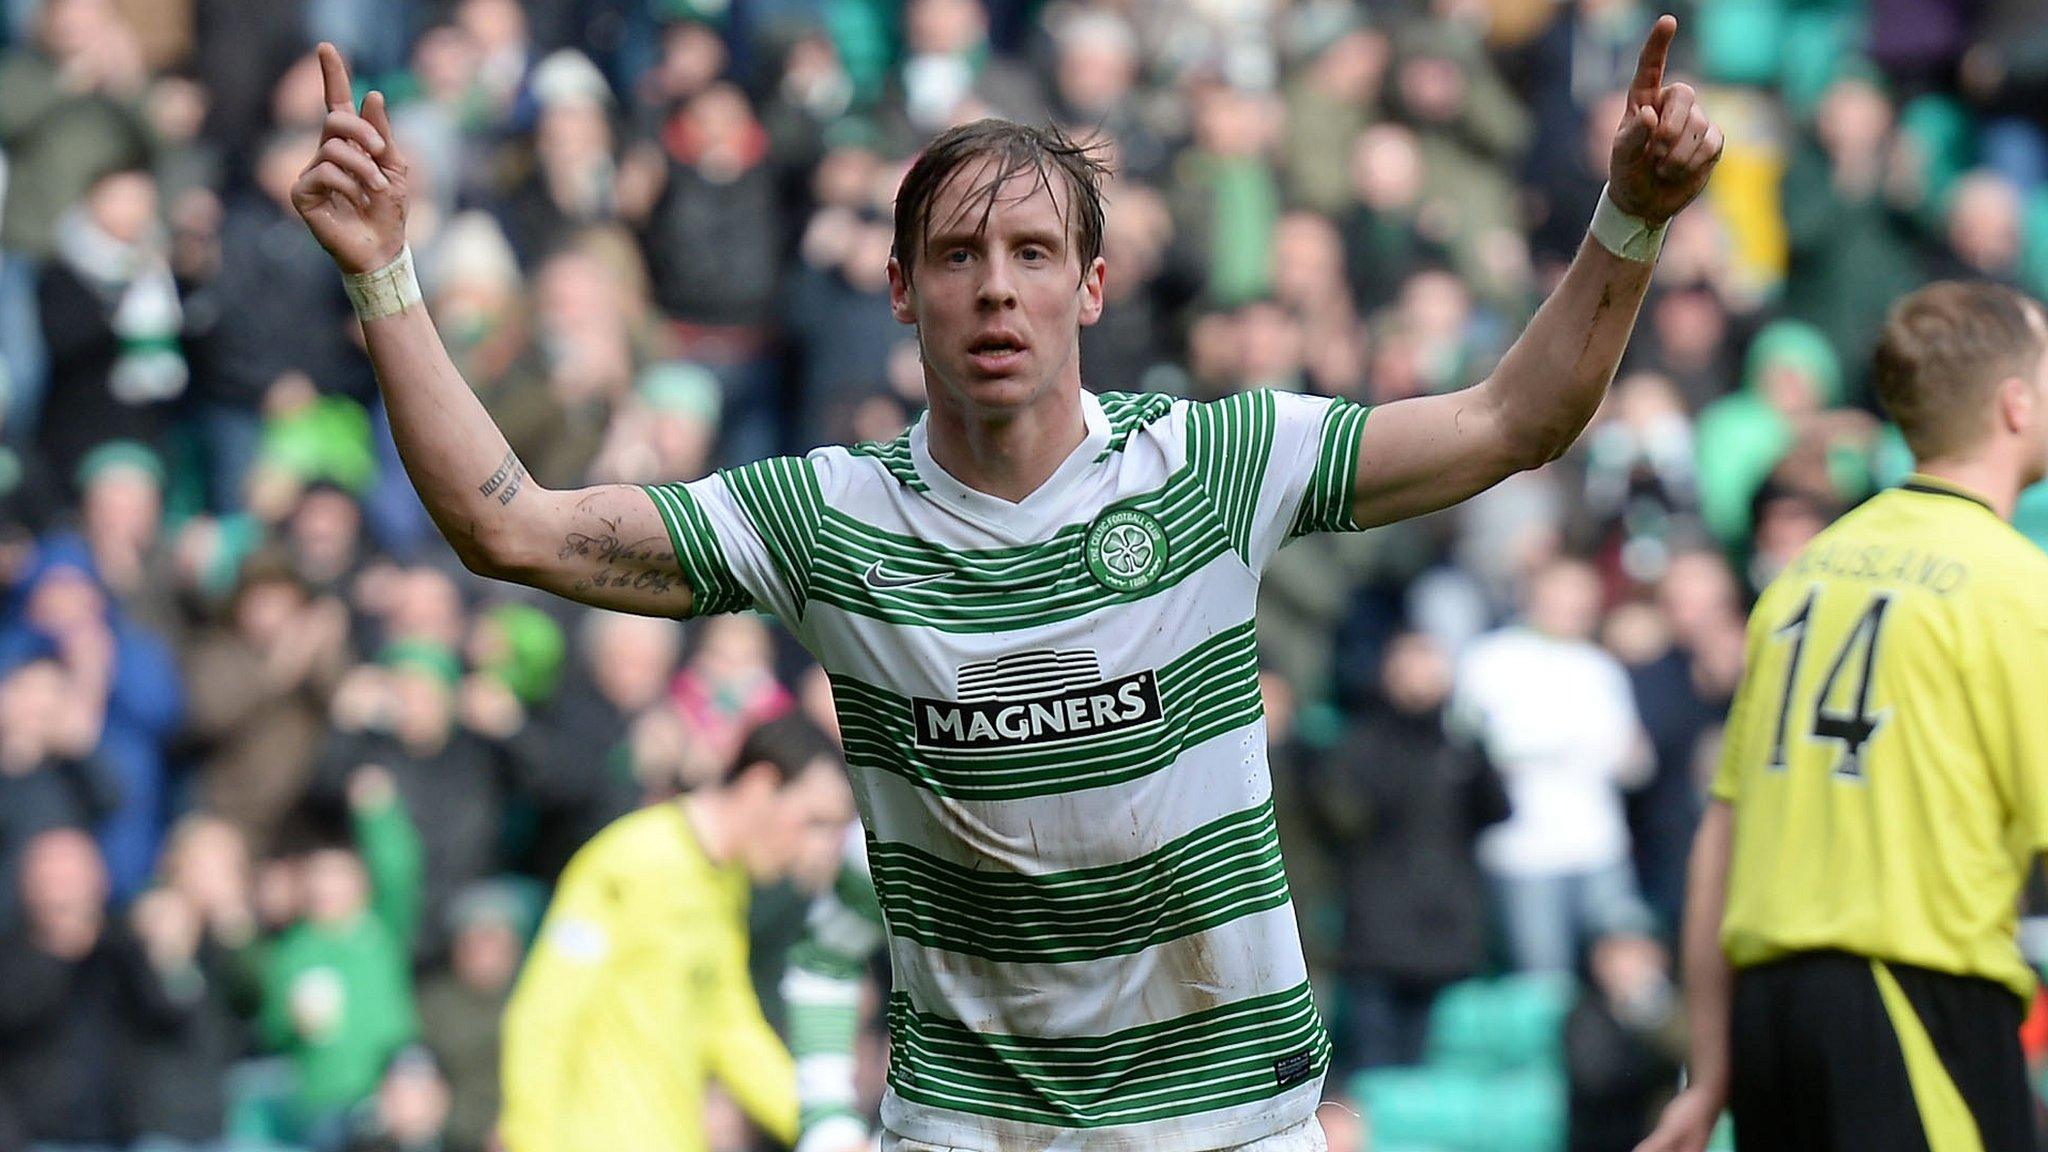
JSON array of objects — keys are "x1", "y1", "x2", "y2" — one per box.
[
  {"x1": 498, "y1": 717, "x2": 854, "y2": 1152},
  {"x1": 1638, "y1": 280, "x2": 2048, "y2": 1152}
]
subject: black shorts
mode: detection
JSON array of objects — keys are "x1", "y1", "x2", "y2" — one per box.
[{"x1": 1731, "y1": 951, "x2": 2034, "y2": 1152}]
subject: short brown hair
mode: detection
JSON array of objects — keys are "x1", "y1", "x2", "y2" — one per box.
[
  {"x1": 1874, "y1": 281, "x2": 2047, "y2": 459},
  {"x1": 722, "y1": 715, "x2": 838, "y2": 788},
  {"x1": 892, "y1": 119, "x2": 1110, "y2": 283}
]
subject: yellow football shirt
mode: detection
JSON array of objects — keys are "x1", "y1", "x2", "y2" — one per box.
[
  {"x1": 1714, "y1": 475, "x2": 2048, "y2": 1000},
  {"x1": 499, "y1": 803, "x2": 799, "y2": 1152}
]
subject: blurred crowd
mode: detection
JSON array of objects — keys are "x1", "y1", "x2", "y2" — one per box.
[{"x1": 5, "y1": 0, "x2": 2048, "y2": 1149}]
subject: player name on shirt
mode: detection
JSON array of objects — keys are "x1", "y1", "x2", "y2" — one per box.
[{"x1": 1786, "y1": 539, "x2": 1969, "y2": 596}]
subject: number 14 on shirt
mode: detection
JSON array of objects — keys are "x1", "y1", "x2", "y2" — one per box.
[{"x1": 1765, "y1": 587, "x2": 1895, "y2": 781}]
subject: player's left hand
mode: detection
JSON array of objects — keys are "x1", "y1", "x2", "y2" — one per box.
[{"x1": 1608, "y1": 15, "x2": 1723, "y2": 226}]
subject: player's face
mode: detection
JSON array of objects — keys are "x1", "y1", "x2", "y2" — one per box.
[
  {"x1": 889, "y1": 159, "x2": 1106, "y2": 421},
  {"x1": 748, "y1": 761, "x2": 854, "y2": 885}
]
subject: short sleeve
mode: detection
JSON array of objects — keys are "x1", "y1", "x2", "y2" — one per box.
[
  {"x1": 642, "y1": 453, "x2": 830, "y2": 623},
  {"x1": 1180, "y1": 390, "x2": 1372, "y2": 575}
]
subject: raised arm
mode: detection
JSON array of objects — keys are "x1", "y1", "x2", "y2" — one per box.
[
  {"x1": 1347, "y1": 15, "x2": 1722, "y2": 529},
  {"x1": 292, "y1": 45, "x2": 690, "y2": 616}
]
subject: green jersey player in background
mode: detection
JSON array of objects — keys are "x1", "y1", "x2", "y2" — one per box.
[{"x1": 292, "y1": 16, "x2": 1719, "y2": 1150}]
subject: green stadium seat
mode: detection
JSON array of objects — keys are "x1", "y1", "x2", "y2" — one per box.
[
  {"x1": 1898, "y1": 95, "x2": 1978, "y2": 218},
  {"x1": 1697, "y1": 0, "x2": 1785, "y2": 86},
  {"x1": 1425, "y1": 973, "x2": 1575, "y2": 1072},
  {"x1": 2021, "y1": 188, "x2": 2048, "y2": 301},
  {"x1": 1778, "y1": 12, "x2": 1865, "y2": 117},
  {"x1": 1352, "y1": 1066, "x2": 1567, "y2": 1152}
]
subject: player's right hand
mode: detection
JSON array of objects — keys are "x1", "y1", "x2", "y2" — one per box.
[
  {"x1": 1631, "y1": 1084, "x2": 1722, "y2": 1152},
  {"x1": 292, "y1": 43, "x2": 408, "y2": 275}
]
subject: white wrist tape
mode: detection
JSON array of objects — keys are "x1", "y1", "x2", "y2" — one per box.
[
  {"x1": 1590, "y1": 184, "x2": 1669, "y2": 263},
  {"x1": 343, "y1": 245, "x2": 422, "y2": 321}
]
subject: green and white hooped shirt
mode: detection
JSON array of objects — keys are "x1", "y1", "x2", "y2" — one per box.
[{"x1": 645, "y1": 388, "x2": 1371, "y2": 1151}]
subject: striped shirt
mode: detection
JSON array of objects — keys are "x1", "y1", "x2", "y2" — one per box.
[{"x1": 645, "y1": 388, "x2": 1370, "y2": 1150}]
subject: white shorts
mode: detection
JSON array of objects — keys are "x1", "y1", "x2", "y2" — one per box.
[{"x1": 879, "y1": 1115, "x2": 1328, "y2": 1152}]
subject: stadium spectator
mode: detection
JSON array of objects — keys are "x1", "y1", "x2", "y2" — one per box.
[
  {"x1": 1932, "y1": 167, "x2": 2028, "y2": 284},
  {"x1": 884, "y1": 0, "x2": 1044, "y2": 138},
  {"x1": 1077, "y1": 180, "x2": 1187, "y2": 395},
  {"x1": 124, "y1": 877, "x2": 239, "y2": 1148},
  {"x1": 313, "y1": 640, "x2": 506, "y2": 965},
  {"x1": 0, "y1": 829, "x2": 206, "y2": 1150},
  {"x1": 188, "y1": 126, "x2": 374, "y2": 511},
  {"x1": 1571, "y1": 371, "x2": 1701, "y2": 585},
  {"x1": 1624, "y1": 278, "x2": 1741, "y2": 412},
  {"x1": 783, "y1": 201, "x2": 908, "y2": 449},
  {"x1": 1315, "y1": 631, "x2": 1510, "y2": 1072},
  {"x1": 34, "y1": 168, "x2": 187, "y2": 499},
  {"x1": 416, "y1": 880, "x2": 529, "y2": 1152},
  {"x1": 0, "y1": 0, "x2": 153, "y2": 430},
  {"x1": 1281, "y1": 16, "x2": 1388, "y2": 217},
  {"x1": 669, "y1": 613, "x2": 792, "y2": 775},
  {"x1": 1, "y1": 535, "x2": 183, "y2": 902},
  {"x1": 76, "y1": 441, "x2": 181, "y2": 638},
  {"x1": 1778, "y1": 65, "x2": 1930, "y2": 395},
  {"x1": 1455, "y1": 555, "x2": 1653, "y2": 974},
  {"x1": 258, "y1": 767, "x2": 421, "y2": 1150},
  {"x1": 1696, "y1": 318, "x2": 1877, "y2": 553},
  {"x1": 183, "y1": 551, "x2": 354, "y2": 853},
  {"x1": 585, "y1": 360, "x2": 722, "y2": 484},
  {"x1": 497, "y1": 50, "x2": 620, "y2": 267},
  {"x1": 640, "y1": 81, "x2": 783, "y2": 458},
  {"x1": 1563, "y1": 926, "x2": 1684, "y2": 1152},
  {"x1": 1602, "y1": 567, "x2": 1744, "y2": 936},
  {"x1": 482, "y1": 243, "x2": 643, "y2": 490},
  {"x1": 343, "y1": 1044, "x2": 454, "y2": 1152},
  {"x1": 1171, "y1": 79, "x2": 1285, "y2": 308},
  {"x1": 1048, "y1": 9, "x2": 1169, "y2": 179},
  {"x1": 1339, "y1": 122, "x2": 1447, "y2": 318},
  {"x1": 1386, "y1": 20, "x2": 1532, "y2": 308},
  {"x1": 0, "y1": 650, "x2": 117, "y2": 929},
  {"x1": 156, "y1": 812, "x2": 265, "y2": 1029}
]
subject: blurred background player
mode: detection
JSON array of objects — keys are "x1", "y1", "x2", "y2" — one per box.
[
  {"x1": 1640, "y1": 281, "x2": 2048, "y2": 1152},
  {"x1": 497, "y1": 716, "x2": 853, "y2": 1152}
]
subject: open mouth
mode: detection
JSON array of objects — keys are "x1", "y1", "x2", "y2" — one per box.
[{"x1": 967, "y1": 334, "x2": 1027, "y2": 370}]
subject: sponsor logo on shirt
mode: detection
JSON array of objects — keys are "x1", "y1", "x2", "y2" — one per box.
[{"x1": 911, "y1": 648, "x2": 1164, "y2": 752}]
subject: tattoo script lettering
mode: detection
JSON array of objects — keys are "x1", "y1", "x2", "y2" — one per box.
[{"x1": 560, "y1": 533, "x2": 682, "y2": 596}]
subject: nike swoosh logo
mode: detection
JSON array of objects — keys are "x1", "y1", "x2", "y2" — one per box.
[
  {"x1": 864, "y1": 560, "x2": 946, "y2": 590},
  {"x1": 864, "y1": 557, "x2": 950, "y2": 586}
]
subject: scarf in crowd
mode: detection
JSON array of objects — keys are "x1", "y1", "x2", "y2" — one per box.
[{"x1": 51, "y1": 207, "x2": 188, "y2": 406}]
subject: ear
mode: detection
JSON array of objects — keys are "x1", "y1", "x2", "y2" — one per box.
[
  {"x1": 887, "y1": 256, "x2": 917, "y2": 325},
  {"x1": 1998, "y1": 373, "x2": 2034, "y2": 435},
  {"x1": 1077, "y1": 256, "x2": 1107, "y2": 328}
]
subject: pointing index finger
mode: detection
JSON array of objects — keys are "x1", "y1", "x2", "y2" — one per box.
[
  {"x1": 1630, "y1": 15, "x2": 1677, "y2": 108},
  {"x1": 318, "y1": 42, "x2": 354, "y2": 114}
]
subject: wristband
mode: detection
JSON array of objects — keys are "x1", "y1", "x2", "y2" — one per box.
[
  {"x1": 343, "y1": 245, "x2": 422, "y2": 321},
  {"x1": 1590, "y1": 184, "x2": 1669, "y2": 263}
]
